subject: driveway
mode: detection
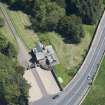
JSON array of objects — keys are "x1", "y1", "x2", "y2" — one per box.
[
  {"x1": 36, "y1": 67, "x2": 60, "y2": 95},
  {"x1": 23, "y1": 70, "x2": 43, "y2": 102}
]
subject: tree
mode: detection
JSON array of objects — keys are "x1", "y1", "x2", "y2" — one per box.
[
  {"x1": 3, "y1": 0, "x2": 27, "y2": 4},
  {"x1": 0, "y1": 33, "x2": 8, "y2": 51},
  {"x1": 45, "y1": 2, "x2": 65, "y2": 31},
  {"x1": 0, "y1": 53, "x2": 29, "y2": 105},
  {"x1": 0, "y1": 34, "x2": 17, "y2": 57},
  {"x1": 0, "y1": 17, "x2": 4, "y2": 27},
  {"x1": 3, "y1": 0, "x2": 16, "y2": 4},
  {"x1": 66, "y1": 0, "x2": 103, "y2": 24},
  {"x1": 31, "y1": 0, "x2": 65, "y2": 32},
  {"x1": 57, "y1": 15, "x2": 84, "y2": 43},
  {"x1": 104, "y1": 0, "x2": 105, "y2": 4},
  {"x1": 51, "y1": 0, "x2": 66, "y2": 8},
  {"x1": 30, "y1": 0, "x2": 49, "y2": 31},
  {"x1": 15, "y1": 65, "x2": 25, "y2": 75},
  {"x1": 0, "y1": 12, "x2": 28, "y2": 105}
]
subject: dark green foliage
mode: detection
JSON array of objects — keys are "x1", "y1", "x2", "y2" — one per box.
[
  {"x1": 2, "y1": 0, "x2": 26, "y2": 4},
  {"x1": 0, "y1": 33, "x2": 8, "y2": 50},
  {"x1": 4, "y1": 0, "x2": 104, "y2": 44},
  {"x1": 51, "y1": 0, "x2": 66, "y2": 7},
  {"x1": 7, "y1": 42, "x2": 17, "y2": 58},
  {"x1": 0, "y1": 17, "x2": 29, "y2": 105},
  {"x1": 2, "y1": 0, "x2": 16, "y2": 4},
  {"x1": 45, "y1": 2, "x2": 65, "y2": 31},
  {"x1": 31, "y1": 0, "x2": 65, "y2": 32},
  {"x1": 0, "y1": 53, "x2": 29, "y2": 105},
  {"x1": 57, "y1": 15, "x2": 84, "y2": 43},
  {"x1": 0, "y1": 17, "x2": 5, "y2": 27},
  {"x1": 104, "y1": 0, "x2": 105, "y2": 4},
  {"x1": 15, "y1": 65, "x2": 25, "y2": 75},
  {"x1": 0, "y1": 33, "x2": 17, "y2": 58},
  {"x1": 0, "y1": 17, "x2": 16, "y2": 57},
  {"x1": 66, "y1": 0, "x2": 103, "y2": 24},
  {"x1": 4, "y1": 0, "x2": 104, "y2": 25},
  {"x1": 39, "y1": 33, "x2": 51, "y2": 45}
]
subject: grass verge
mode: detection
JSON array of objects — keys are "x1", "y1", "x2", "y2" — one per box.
[{"x1": 82, "y1": 56, "x2": 105, "y2": 105}]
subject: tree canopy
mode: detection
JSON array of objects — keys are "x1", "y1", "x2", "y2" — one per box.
[
  {"x1": 57, "y1": 15, "x2": 84, "y2": 43},
  {"x1": 0, "y1": 17, "x2": 29, "y2": 105},
  {"x1": 0, "y1": 34, "x2": 8, "y2": 50},
  {"x1": 51, "y1": 0, "x2": 66, "y2": 7},
  {"x1": 31, "y1": 0, "x2": 65, "y2": 32},
  {"x1": 2, "y1": 0, "x2": 104, "y2": 44},
  {"x1": 66, "y1": 0, "x2": 103, "y2": 24},
  {"x1": 0, "y1": 17, "x2": 4, "y2": 27},
  {"x1": 0, "y1": 53, "x2": 29, "y2": 105}
]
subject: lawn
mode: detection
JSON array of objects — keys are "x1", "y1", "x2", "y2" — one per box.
[
  {"x1": 6, "y1": 8, "x2": 38, "y2": 50},
  {"x1": 39, "y1": 25, "x2": 95, "y2": 87},
  {"x1": 82, "y1": 56, "x2": 105, "y2": 105}
]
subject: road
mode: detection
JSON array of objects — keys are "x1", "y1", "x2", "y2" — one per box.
[{"x1": 1, "y1": 2, "x2": 105, "y2": 105}]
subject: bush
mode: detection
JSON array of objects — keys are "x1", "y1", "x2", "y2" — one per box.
[
  {"x1": 15, "y1": 65, "x2": 25, "y2": 75},
  {"x1": 31, "y1": 0, "x2": 65, "y2": 32},
  {"x1": 57, "y1": 15, "x2": 84, "y2": 43},
  {"x1": 39, "y1": 33, "x2": 51, "y2": 45},
  {"x1": 7, "y1": 42, "x2": 17, "y2": 58},
  {"x1": 0, "y1": 34, "x2": 8, "y2": 51},
  {"x1": 0, "y1": 17, "x2": 4, "y2": 27},
  {"x1": 66, "y1": 0, "x2": 103, "y2": 24}
]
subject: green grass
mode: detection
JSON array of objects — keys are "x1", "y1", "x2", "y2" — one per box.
[
  {"x1": 0, "y1": 11, "x2": 17, "y2": 48},
  {"x1": 82, "y1": 56, "x2": 105, "y2": 105},
  {"x1": 39, "y1": 25, "x2": 95, "y2": 87},
  {"x1": 7, "y1": 9, "x2": 38, "y2": 49},
  {"x1": 0, "y1": 25, "x2": 17, "y2": 46}
]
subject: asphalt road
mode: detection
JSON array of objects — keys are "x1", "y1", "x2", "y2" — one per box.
[{"x1": 1, "y1": 2, "x2": 105, "y2": 105}]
